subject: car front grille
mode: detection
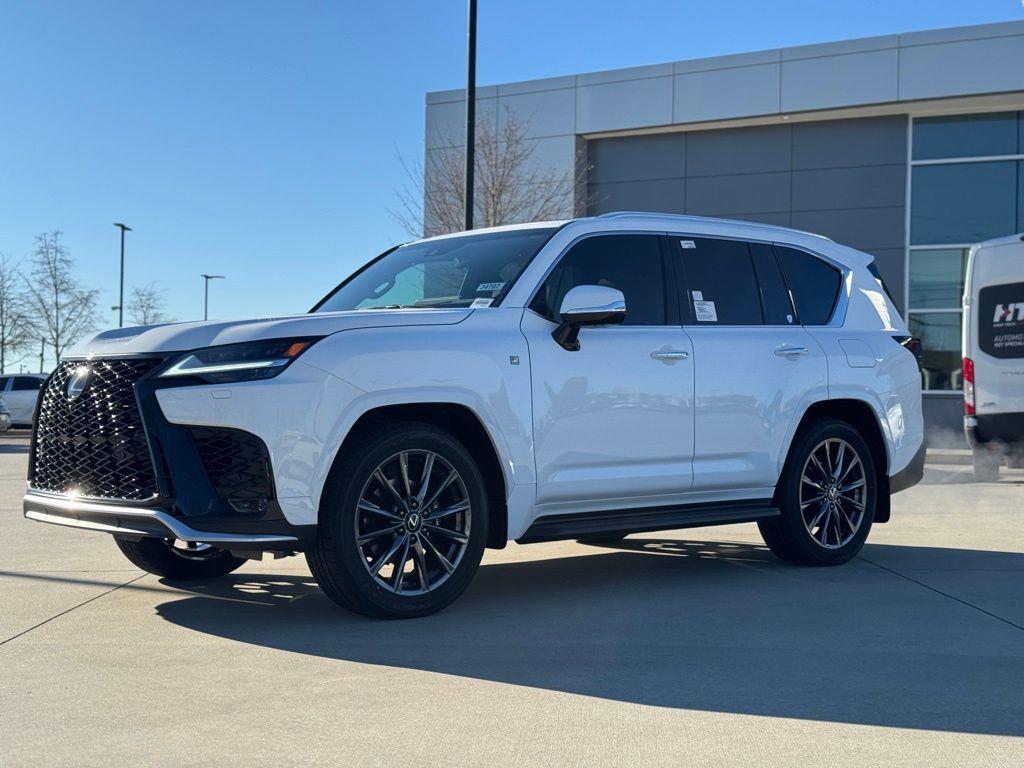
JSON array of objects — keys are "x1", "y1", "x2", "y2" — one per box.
[{"x1": 31, "y1": 358, "x2": 162, "y2": 501}]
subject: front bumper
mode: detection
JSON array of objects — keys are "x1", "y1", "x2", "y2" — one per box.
[{"x1": 23, "y1": 491, "x2": 310, "y2": 552}]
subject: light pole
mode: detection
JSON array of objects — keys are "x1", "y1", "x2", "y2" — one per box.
[
  {"x1": 464, "y1": 0, "x2": 477, "y2": 231},
  {"x1": 113, "y1": 223, "x2": 132, "y2": 327},
  {"x1": 201, "y1": 274, "x2": 225, "y2": 321}
]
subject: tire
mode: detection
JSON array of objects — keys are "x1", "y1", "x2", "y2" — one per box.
[
  {"x1": 577, "y1": 535, "x2": 626, "y2": 545},
  {"x1": 758, "y1": 419, "x2": 877, "y2": 566},
  {"x1": 114, "y1": 537, "x2": 246, "y2": 580},
  {"x1": 306, "y1": 420, "x2": 488, "y2": 619},
  {"x1": 973, "y1": 449, "x2": 1001, "y2": 481}
]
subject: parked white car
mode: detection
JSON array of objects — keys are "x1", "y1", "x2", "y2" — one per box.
[
  {"x1": 0, "y1": 374, "x2": 47, "y2": 427},
  {"x1": 24, "y1": 213, "x2": 924, "y2": 618},
  {"x1": 0, "y1": 398, "x2": 11, "y2": 432},
  {"x1": 962, "y1": 233, "x2": 1024, "y2": 480}
]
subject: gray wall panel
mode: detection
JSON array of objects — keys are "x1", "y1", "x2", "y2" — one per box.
[
  {"x1": 685, "y1": 172, "x2": 791, "y2": 216},
  {"x1": 792, "y1": 115, "x2": 907, "y2": 169},
  {"x1": 791, "y1": 207, "x2": 905, "y2": 251},
  {"x1": 588, "y1": 179, "x2": 685, "y2": 215},
  {"x1": 792, "y1": 164, "x2": 906, "y2": 211},
  {"x1": 686, "y1": 124, "x2": 792, "y2": 176},
  {"x1": 589, "y1": 133, "x2": 686, "y2": 184}
]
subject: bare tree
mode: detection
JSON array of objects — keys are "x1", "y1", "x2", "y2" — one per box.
[
  {"x1": 127, "y1": 282, "x2": 169, "y2": 326},
  {"x1": 22, "y1": 232, "x2": 100, "y2": 364},
  {"x1": 0, "y1": 255, "x2": 31, "y2": 374},
  {"x1": 394, "y1": 111, "x2": 589, "y2": 237}
]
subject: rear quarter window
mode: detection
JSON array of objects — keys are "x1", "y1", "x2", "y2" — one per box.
[
  {"x1": 978, "y1": 282, "x2": 1024, "y2": 359},
  {"x1": 775, "y1": 245, "x2": 842, "y2": 325}
]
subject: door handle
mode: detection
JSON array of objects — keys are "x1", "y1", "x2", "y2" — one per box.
[
  {"x1": 651, "y1": 349, "x2": 689, "y2": 361},
  {"x1": 775, "y1": 345, "x2": 809, "y2": 357}
]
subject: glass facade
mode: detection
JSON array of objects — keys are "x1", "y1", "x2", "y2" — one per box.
[{"x1": 908, "y1": 111, "x2": 1024, "y2": 391}]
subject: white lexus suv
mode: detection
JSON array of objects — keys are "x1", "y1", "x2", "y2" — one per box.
[{"x1": 24, "y1": 213, "x2": 925, "y2": 618}]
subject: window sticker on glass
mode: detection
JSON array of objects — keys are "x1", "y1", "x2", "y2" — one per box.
[
  {"x1": 680, "y1": 240, "x2": 696, "y2": 249},
  {"x1": 694, "y1": 300, "x2": 718, "y2": 322},
  {"x1": 691, "y1": 290, "x2": 703, "y2": 301},
  {"x1": 476, "y1": 281, "x2": 505, "y2": 293},
  {"x1": 470, "y1": 298, "x2": 493, "y2": 308}
]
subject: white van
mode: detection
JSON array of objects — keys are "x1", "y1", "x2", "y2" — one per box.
[{"x1": 962, "y1": 234, "x2": 1024, "y2": 480}]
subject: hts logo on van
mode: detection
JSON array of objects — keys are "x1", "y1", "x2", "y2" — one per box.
[{"x1": 993, "y1": 303, "x2": 1024, "y2": 323}]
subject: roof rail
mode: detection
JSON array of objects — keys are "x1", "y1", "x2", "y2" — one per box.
[{"x1": 592, "y1": 211, "x2": 832, "y2": 241}]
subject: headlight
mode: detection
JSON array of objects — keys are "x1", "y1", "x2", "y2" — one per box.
[{"x1": 159, "y1": 338, "x2": 321, "y2": 383}]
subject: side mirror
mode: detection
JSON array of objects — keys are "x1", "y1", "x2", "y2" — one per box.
[{"x1": 552, "y1": 284, "x2": 626, "y2": 351}]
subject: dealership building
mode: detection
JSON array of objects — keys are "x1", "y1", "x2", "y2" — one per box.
[{"x1": 425, "y1": 20, "x2": 1024, "y2": 440}]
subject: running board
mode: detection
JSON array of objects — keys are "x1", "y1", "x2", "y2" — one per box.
[{"x1": 517, "y1": 500, "x2": 779, "y2": 544}]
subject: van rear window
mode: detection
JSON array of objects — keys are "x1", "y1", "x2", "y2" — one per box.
[{"x1": 979, "y1": 282, "x2": 1024, "y2": 359}]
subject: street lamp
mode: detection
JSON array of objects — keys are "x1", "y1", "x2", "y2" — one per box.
[
  {"x1": 201, "y1": 274, "x2": 225, "y2": 321},
  {"x1": 113, "y1": 222, "x2": 132, "y2": 328},
  {"x1": 464, "y1": 0, "x2": 477, "y2": 231}
]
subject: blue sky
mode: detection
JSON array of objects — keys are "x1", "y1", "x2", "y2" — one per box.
[{"x1": 1, "y1": 0, "x2": 1022, "y2": 362}]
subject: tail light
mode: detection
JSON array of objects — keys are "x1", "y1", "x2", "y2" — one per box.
[
  {"x1": 893, "y1": 335, "x2": 922, "y2": 359},
  {"x1": 963, "y1": 356, "x2": 975, "y2": 416}
]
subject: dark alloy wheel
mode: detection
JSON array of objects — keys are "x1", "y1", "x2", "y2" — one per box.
[
  {"x1": 759, "y1": 419, "x2": 876, "y2": 566},
  {"x1": 307, "y1": 420, "x2": 488, "y2": 619},
  {"x1": 114, "y1": 536, "x2": 246, "y2": 580},
  {"x1": 354, "y1": 449, "x2": 473, "y2": 596}
]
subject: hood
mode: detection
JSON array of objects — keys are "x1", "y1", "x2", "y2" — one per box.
[{"x1": 67, "y1": 308, "x2": 472, "y2": 358}]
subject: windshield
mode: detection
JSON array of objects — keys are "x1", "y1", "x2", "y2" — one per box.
[{"x1": 314, "y1": 227, "x2": 558, "y2": 312}]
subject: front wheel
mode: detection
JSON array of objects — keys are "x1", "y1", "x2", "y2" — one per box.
[
  {"x1": 114, "y1": 537, "x2": 246, "y2": 580},
  {"x1": 307, "y1": 420, "x2": 488, "y2": 619},
  {"x1": 759, "y1": 420, "x2": 876, "y2": 566}
]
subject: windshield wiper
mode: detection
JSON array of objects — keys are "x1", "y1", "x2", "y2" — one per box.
[{"x1": 357, "y1": 304, "x2": 408, "y2": 310}]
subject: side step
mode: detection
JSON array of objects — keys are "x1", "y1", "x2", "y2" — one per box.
[{"x1": 517, "y1": 500, "x2": 779, "y2": 544}]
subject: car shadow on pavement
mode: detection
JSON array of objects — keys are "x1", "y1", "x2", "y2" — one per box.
[{"x1": 154, "y1": 539, "x2": 1024, "y2": 736}]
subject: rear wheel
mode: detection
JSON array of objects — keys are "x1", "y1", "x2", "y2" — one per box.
[
  {"x1": 759, "y1": 419, "x2": 876, "y2": 566},
  {"x1": 307, "y1": 420, "x2": 488, "y2": 619},
  {"x1": 114, "y1": 537, "x2": 246, "y2": 580}
]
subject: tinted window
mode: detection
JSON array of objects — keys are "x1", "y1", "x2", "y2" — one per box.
[
  {"x1": 677, "y1": 237, "x2": 762, "y2": 325},
  {"x1": 315, "y1": 227, "x2": 556, "y2": 312},
  {"x1": 529, "y1": 235, "x2": 666, "y2": 326},
  {"x1": 775, "y1": 245, "x2": 841, "y2": 325},
  {"x1": 749, "y1": 242, "x2": 795, "y2": 325},
  {"x1": 910, "y1": 162, "x2": 1019, "y2": 245},
  {"x1": 907, "y1": 249, "x2": 967, "y2": 309},
  {"x1": 11, "y1": 377, "x2": 42, "y2": 391},
  {"x1": 0, "y1": 377, "x2": 8, "y2": 391},
  {"x1": 978, "y1": 282, "x2": 1024, "y2": 359},
  {"x1": 909, "y1": 313, "x2": 962, "y2": 390},
  {"x1": 912, "y1": 112, "x2": 1019, "y2": 161}
]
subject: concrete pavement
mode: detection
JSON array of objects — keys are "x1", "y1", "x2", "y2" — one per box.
[{"x1": 1, "y1": 433, "x2": 1022, "y2": 767}]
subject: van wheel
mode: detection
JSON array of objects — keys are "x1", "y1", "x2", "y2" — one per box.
[
  {"x1": 307, "y1": 420, "x2": 488, "y2": 619},
  {"x1": 114, "y1": 537, "x2": 246, "y2": 580},
  {"x1": 759, "y1": 419, "x2": 876, "y2": 566},
  {"x1": 973, "y1": 449, "x2": 1001, "y2": 481}
]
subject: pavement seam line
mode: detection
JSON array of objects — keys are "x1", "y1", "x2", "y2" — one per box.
[
  {"x1": 0, "y1": 573, "x2": 148, "y2": 647},
  {"x1": 857, "y1": 554, "x2": 1024, "y2": 633}
]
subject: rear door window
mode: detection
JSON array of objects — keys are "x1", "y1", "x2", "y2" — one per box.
[
  {"x1": 675, "y1": 237, "x2": 763, "y2": 325},
  {"x1": 749, "y1": 242, "x2": 796, "y2": 325},
  {"x1": 775, "y1": 245, "x2": 842, "y2": 325},
  {"x1": 978, "y1": 282, "x2": 1024, "y2": 359}
]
